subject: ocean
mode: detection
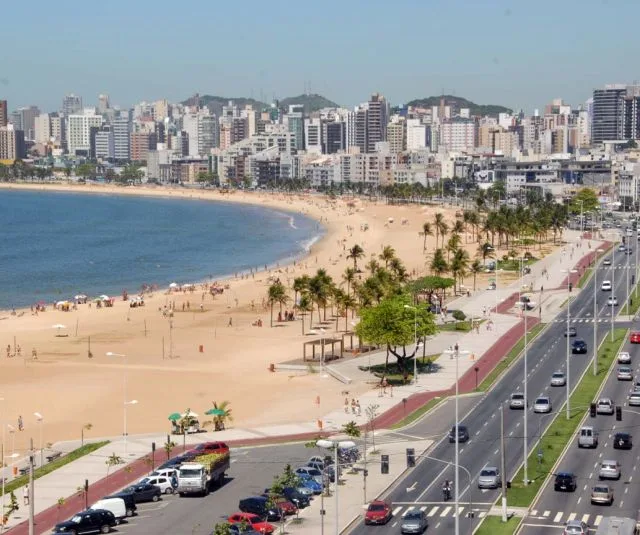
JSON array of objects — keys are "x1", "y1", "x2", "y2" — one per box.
[{"x1": 0, "y1": 189, "x2": 322, "y2": 310}]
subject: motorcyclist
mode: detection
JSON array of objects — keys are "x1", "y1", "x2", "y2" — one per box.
[{"x1": 442, "y1": 480, "x2": 451, "y2": 501}]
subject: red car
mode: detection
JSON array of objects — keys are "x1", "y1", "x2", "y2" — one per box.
[
  {"x1": 364, "y1": 500, "x2": 393, "y2": 525},
  {"x1": 194, "y1": 441, "x2": 229, "y2": 455},
  {"x1": 273, "y1": 497, "x2": 297, "y2": 515},
  {"x1": 631, "y1": 332, "x2": 640, "y2": 344},
  {"x1": 228, "y1": 513, "x2": 274, "y2": 534}
]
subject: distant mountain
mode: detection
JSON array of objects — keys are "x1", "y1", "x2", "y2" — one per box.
[
  {"x1": 279, "y1": 94, "x2": 339, "y2": 114},
  {"x1": 403, "y1": 95, "x2": 512, "y2": 117},
  {"x1": 182, "y1": 93, "x2": 338, "y2": 115}
]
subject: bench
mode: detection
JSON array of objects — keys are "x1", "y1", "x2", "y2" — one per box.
[{"x1": 46, "y1": 452, "x2": 62, "y2": 463}]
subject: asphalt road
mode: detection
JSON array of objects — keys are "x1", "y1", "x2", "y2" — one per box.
[{"x1": 346, "y1": 247, "x2": 637, "y2": 535}]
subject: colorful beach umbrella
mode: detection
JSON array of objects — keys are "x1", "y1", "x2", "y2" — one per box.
[
  {"x1": 205, "y1": 408, "x2": 225, "y2": 416},
  {"x1": 168, "y1": 413, "x2": 181, "y2": 421}
]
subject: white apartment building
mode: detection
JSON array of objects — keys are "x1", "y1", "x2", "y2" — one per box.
[
  {"x1": 95, "y1": 128, "x2": 115, "y2": 160},
  {"x1": 66, "y1": 111, "x2": 103, "y2": 155},
  {"x1": 113, "y1": 115, "x2": 131, "y2": 161},
  {"x1": 387, "y1": 118, "x2": 405, "y2": 154},
  {"x1": 439, "y1": 118, "x2": 476, "y2": 153},
  {"x1": 34, "y1": 114, "x2": 52, "y2": 144},
  {"x1": 406, "y1": 119, "x2": 427, "y2": 150},
  {"x1": 304, "y1": 118, "x2": 323, "y2": 155}
]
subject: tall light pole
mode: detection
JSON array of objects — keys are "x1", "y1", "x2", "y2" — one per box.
[
  {"x1": 33, "y1": 413, "x2": 43, "y2": 468},
  {"x1": 593, "y1": 249, "x2": 604, "y2": 376},
  {"x1": 562, "y1": 269, "x2": 578, "y2": 419},
  {"x1": 519, "y1": 258, "x2": 529, "y2": 486},
  {"x1": 611, "y1": 235, "x2": 617, "y2": 341},
  {"x1": 404, "y1": 305, "x2": 418, "y2": 384},
  {"x1": 124, "y1": 400, "x2": 138, "y2": 455},
  {"x1": 106, "y1": 352, "x2": 130, "y2": 454}
]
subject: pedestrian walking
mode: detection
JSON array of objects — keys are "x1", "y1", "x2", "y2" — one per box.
[
  {"x1": 351, "y1": 398, "x2": 356, "y2": 414},
  {"x1": 356, "y1": 400, "x2": 361, "y2": 416},
  {"x1": 344, "y1": 397, "x2": 350, "y2": 413},
  {"x1": 381, "y1": 377, "x2": 388, "y2": 395},
  {"x1": 18, "y1": 415, "x2": 23, "y2": 431}
]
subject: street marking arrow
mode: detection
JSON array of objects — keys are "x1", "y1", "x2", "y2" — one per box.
[{"x1": 406, "y1": 482, "x2": 417, "y2": 492}]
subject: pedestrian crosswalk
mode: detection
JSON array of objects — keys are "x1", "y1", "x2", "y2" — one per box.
[
  {"x1": 390, "y1": 504, "x2": 489, "y2": 520},
  {"x1": 528, "y1": 510, "x2": 603, "y2": 526},
  {"x1": 553, "y1": 317, "x2": 615, "y2": 324}
]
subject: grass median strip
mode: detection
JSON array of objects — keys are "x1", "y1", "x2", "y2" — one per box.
[
  {"x1": 506, "y1": 328, "x2": 626, "y2": 507},
  {"x1": 0, "y1": 440, "x2": 109, "y2": 496},
  {"x1": 576, "y1": 267, "x2": 593, "y2": 289},
  {"x1": 475, "y1": 515, "x2": 522, "y2": 535},
  {"x1": 621, "y1": 282, "x2": 640, "y2": 315},
  {"x1": 477, "y1": 323, "x2": 546, "y2": 392},
  {"x1": 390, "y1": 396, "x2": 444, "y2": 430}
]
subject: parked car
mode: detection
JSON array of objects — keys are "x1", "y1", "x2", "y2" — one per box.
[
  {"x1": 631, "y1": 332, "x2": 640, "y2": 344},
  {"x1": 613, "y1": 432, "x2": 633, "y2": 450},
  {"x1": 400, "y1": 509, "x2": 428, "y2": 534},
  {"x1": 617, "y1": 366, "x2": 633, "y2": 381},
  {"x1": 554, "y1": 472, "x2": 577, "y2": 492},
  {"x1": 564, "y1": 519, "x2": 589, "y2": 534},
  {"x1": 572, "y1": 340, "x2": 588, "y2": 354},
  {"x1": 591, "y1": 485, "x2": 614, "y2": 505},
  {"x1": 139, "y1": 475, "x2": 174, "y2": 494},
  {"x1": 238, "y1": 496, "x2": 282, "y2": 522},
  {"x1": 448, "y1": 425, "x2": 469, "y2": 443},
  {"x1": 151, "y1": 467, "x2": 179, "y2": 481},
  {"x1": 228, "y1": 513, "x2": 274, "y2": 534},
  {"x1": 578, "y1": 426, "x2": 599, "y2": 448},
  {"x1": 270, "y1": 496, "x2": 297, "y2": 516},
  {"x1": 596, "y1": 398, "x2": 615, "y2": 415},
  {"x1": 193, "y1": 441, "x2": 229, "y2": 455},
  {"x1": 509, "y1": 392, "x2": 526, "y2": 409},
  {"x1": 53, "y1": 509, "x2": 117, "y2": 534},
  {"x1": 599, "y1": 460, "x2": 621, "y2": 480},
  {"x1": 282, "y1": 487, "x2": 310, "y2": 508},
  {"x1": 228, "y1": 525, "x2": 261, "y2": 535},
  {"x1": 295, "y1": 466, "x2": 323, "y2": 484},
  {"x1": 103, "y1": 492, "x2": 137, "y2": 518},
  {"x1": 297, "y1": 474, "x2": 322, "y2": 494},
  {"x1": 601, "y1": 280, "x2": 612, "y2": 291},
  {"x1": 564, "y1": 326, "x2": 577, "y2": 337},
  {"x1": 629, "y1": 392, "x2": 640, "y2": 406},
  {"x1": 89, "y1": 497, "x2": 127, "y2": 525},
  {"x1": 533, "y1": 396, "x2": 552, "y2": 413},
  {"x1": 364, "y1": 500, "x2": 393, "y2": 525},
  {"x1": 477, "y1": 467, "x2": 501, "y2": 489},
  {"x1": 618, "y1": 351, "x2": 632, "y2": 364},
  {"x1": 607, "y1": 296, "x2": 619, "y2": 306},
  {"x1": 551, "y1": 371, "x2": 567, "y2": 386},
  {"x1": 120, "y1": 483, "x2": 161, "y2": 503}
]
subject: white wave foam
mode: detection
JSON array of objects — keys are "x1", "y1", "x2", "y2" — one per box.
[{"x1": 300, "y1": 234, "x2": 321, "y2": 252}]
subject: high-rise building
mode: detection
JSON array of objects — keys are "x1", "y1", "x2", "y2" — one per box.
[
  {"x1": 286, "y1": 105, "x2": 305, "y2": 150},
  {"x1": 62, "y1": 94, "x2": 83, "y2": 116},
  {"x1": 113, "y1": 114, "x2": 131, "y2": 161},
  {"x1": 95, "y1": 126, "x2": 115, "y2": 160},
  {"x1": 304, "y1": 118, "x2": 323, "y2": 155},
  {"x1": 0, "y1": 100, "x2": 7, "y2": 127},
  {"x1": 97, "y1": 94, "x2": 110, "y2": 114},
  {"x1": 439, "y1": 118, "x2": 476, "y2": 152},
  {"x1": 0, "y1": 125, "x2": 26, "y2": 160},
  {"x1": 323, "y1": 121, "x2": 346, "y2": 154},
  {"x1": 386, "y1": 118, "x2": 406, "y2": 154},
  {"x1": 67, "y1": 110, "x2": 103, "y2": 155},
  {"x1": 406, "y1": 119, "x2": 426, "y2": 151},
  {"x1": 10, "y1": 106, "x2": 39, "y2": 140},
  {"x1": 130, "y1": 131, "x2": 157, "y2": 162},
  {"x1": 347, "y1": 108, "x2": 367, "y2": 153},
  {"x1": 366, "y1": 93, "x2": 389, "y2": 153},
  {"x1": 153, "y1": 99, "x2": 170, "y2": 121},
  {"x1": 34, "y1": 114, "x2": 52, "y2": 144},
  {"x1": 591, "y1": 85, "x2": 626, "y2": 144},
  {"x1": 198, "y1": 115, "x2": 218, "y2": 154}
]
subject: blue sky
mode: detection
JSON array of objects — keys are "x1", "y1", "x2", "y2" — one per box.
[{"x1": 3, "y1": 0, "x2": 638, "y2": 113}]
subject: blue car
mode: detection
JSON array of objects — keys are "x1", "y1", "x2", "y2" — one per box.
[{"x1": 298, "y1": 474, "x2": 322, "y2": 494}]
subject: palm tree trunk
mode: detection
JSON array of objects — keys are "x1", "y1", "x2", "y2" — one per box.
[{"x1": 270, "y1": 302, "x2": 274, "y2": 328}]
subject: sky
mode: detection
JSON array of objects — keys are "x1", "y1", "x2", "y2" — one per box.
[{"x1": 3, "y1": 0, "x2": 639, "y2": 114}]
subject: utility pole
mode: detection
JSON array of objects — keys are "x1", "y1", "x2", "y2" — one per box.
[
  {"x1": 500, "y1": 406, "x2": 507, "y2": 522},
  {"x1": 363, "y1": 429, "x2": 367, "y2": 503},
  {"x1": 28, "y1": 438, "x2": 34, "y2": 535}
]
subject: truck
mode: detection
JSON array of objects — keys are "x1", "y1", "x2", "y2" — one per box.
[
  {"x1": 176, "y1": 452, "x2": 230, "y2": 497},
  {"x1": 595, "y1": 516, "x2": 639, "y2": 535}
]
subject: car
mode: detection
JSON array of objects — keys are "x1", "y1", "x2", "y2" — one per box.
[
  {"x1": 578, "y1": 426, "x2": 599, "y2": 448},
  {"x1": 564, "y1": 326, "x2": 577, "y2": 337},
  {"x1": 617, "y1": 366, "x2": 633, "y2": 381},
  {"x1": 631, "y1": 332, "x2": 640, "y2": 344},
  {"x1": 120, "y1": 483, "x2": 162, "y2": 503},
  {"x1": 295, "y1": 466, "x2": 323, "y2": 484},
  {"x1": 627, "y1": 248, "x2": 633, "y2": 255},
  {"x1": 229, "y1": 525, "x2": 261, "y2": 535},
  {"x1": 297, "y1": 474, "x2": 323, "y2": 494},
  {"x1": 509, "y1": 392, "x2": 526, "y2": 409},
  {"x1": 591, "y1": 484, "x2": 614, "y2": 505},
  {"x1": 629, "y1": 392, "x2": 640, "y2": 406},
  {"x1": 228, "y1": 513, "x2": 274, "y2": 534},
  {"x1": 596, "y1": 398, "x2": 615, "y2": 415},
  {"x1": 603, "y1": 258, "x2": 612, "y2": 266},
  {"x1": 400, "y1": 509, "x2": 428, "y2": 534},
  {"x1": 551, "y1": 371, "x2": 566, "y2": 386},
  {"x1": 477, "y1": 467, "x2": 501, "y2": 489},
  {"x1": 89, "y1": 498, "x2": 127, "y2": 525},
  {"x1": 448, "y1": 425, "x2": 469, "y2": 443},
  {"x1": 554, "y1": 472, "x2": 577, "y2": 492},
  {"x1": 614, "y1": 432, "x2": 633, "y2": 450},
  {"x1": 151, "y1": 467, "x2": 179, "y2": 480},
  {"x1": 364, "y1": 500, "x2": 392, "y2": 525},
  {"x1": 533, "y1": 396, "x2": 552, "y2": 413},
  {"x1": 619, "y1": 244, "x2": 626, "y2": 252},
  {"x1": 564, "y1": 519, "x2": 589, "y2": 535},
  {"x1": 193, "y1": 441, "x2": 229, "y2": 455},
  {"x1": 601, "y1": 280, "x2": 612, "y2": 291},
  {"x1": 270, "y1": 496, "x2": 297, "y2": 516},
  {"x1": 238, "y1": 496, "x2": 282, "y2": 522},
  {"x1": 103, "y1": 493, "x2": 137, "y2": 518},
  {"x1": 306, "y1": 456, "x2": 331, "y2": 472},
  {"x1": 53, "y1": 509, "x2": 117, "y2": 534},
  {"x1": 599, "y1": 460, "x2": 621, "y2": 480},
  {"x1": 572, "y1": 340, "x2": 588, "y2": 354},
  {"x1": 607, "y1": 296, "x2": 619, "y2": 306},
  {"x1": 281, "y1": 487, "x2": 310, "y2": 508},
  {"x1": 618, "y1": 351, "x2": 632, "y2": 364},
  {"x1": 139, "y1": 475, "x2": 174, "y2": 494}
]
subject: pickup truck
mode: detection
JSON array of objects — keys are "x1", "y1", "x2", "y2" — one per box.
[{"x1": 177, "y1": 452, "x2": 230, "y2": 497}]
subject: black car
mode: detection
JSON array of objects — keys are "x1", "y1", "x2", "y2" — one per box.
[
  {"x1": 282, "y1": 487, "x2": 310, "y2": 508},
  {"x1": 554, "y1": 472, "x2": 577, "y2": 492},
  {"x1": 53, "y1": 509, "x2": 117, "y2": 534},
  {"x1": 239, "y1": 496, "x2": 282, "y2": 521},
  {"x1": 103, "y1": 492, "x2": 137, "y2": 517},
  {"x1": 120, "y1": 483, "x2": 162, "y2": 503},
  {"x1": 564, "y1": 327, "x2": 577, "y2": 337},
  {"x1": 572, "y1": 340, "x2": 588, "y2": 354},
  {"x1": 448, "y1": 425, "x2": 469, "y2": 443},
  {"x1": 614, "y1": 432, "x2": 633, "y2": 450}
]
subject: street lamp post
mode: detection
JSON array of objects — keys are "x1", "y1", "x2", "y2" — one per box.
[
  {"x1": 562, "y1": 269, "x2": 578, "y2": 419},
  {"x1": 106, "y1": 352, "x2": 130, "y2": 454},
  {"x1": 519, "y1": 258, "x2": 529, "y2": 486},
  {"x1": 33, "y1": 413, "x2": 43, "y2": 468},
  {"x1": 124, "y1": 400, "x2": 139, "y2": 455},
  {"x1": 404, "y1": 305, "x2": 418, "y2": 384},
  {"x1": 593, "y1": 249, "x2": 604, "y2": 376}
]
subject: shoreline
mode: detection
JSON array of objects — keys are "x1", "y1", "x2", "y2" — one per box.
[{"x1": 0, "y1": 182, "x2": 329, "y2": 314}]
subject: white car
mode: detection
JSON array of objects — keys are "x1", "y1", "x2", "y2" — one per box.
[
  {"x1": 608, "y1": 296, "x2": 619, "y2": 306},
  {"x1": 139, "y1": 475, "x2": 174, "y2": 494},
  {"x1": 533, "y1": 396, "x2": 552, "y2": 413},
  {"x1": 603, "y1": 258, "x2": 612, "y2": 266},
  {"x1": 601, "y1": 280, "x2": 612, "y2": 291},
  {"x1": 596, "y1": 398, "x2": 615, "y2": 415},
  {"x1": 618, "y1": 352, "x2": 632, "y2": 364},
  {"x1": 628, "y1": 392, "x2": 640, "y2": 406}
]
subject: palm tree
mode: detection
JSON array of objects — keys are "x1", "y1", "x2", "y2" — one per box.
[
  {"x1": 296, "y1": 294, "x2": 313, "y2": 334},
  {"x1": 308, "y1": 273, "x2": 329, "y2": 328},
  {"x1": 452, "y1": 220, "x2": 465, "y2": 238},
  {"x1": 292, "y1": 275, "x2": 310, "y2": 307},
  {"x1": 446, "y1": 234, "x2": 461, "y2": 263},
  {"x1": 379, "y1": 245, "x2": 396, "y2": 268},
  {"x1": 342, "y1": 267, "x2": 357, "y2": 297},
  {"x1": 434, "y1": 212, "x2": 449, "y2": 248},
  {"x1": 470, "y1": 259, "x2": 483, "y2": 291},
  {"x1": 477, "y1": 242, "x2": 494, "y2": 265},
  {"x1": 267, "y1": 281, "x2": 289, "y2": 327},
  {"x1": 450, "y1": 249, "x2": 470, "y2": 292},
  {"x1": 347, "y1": 244, "x2": 365, "y2": 271},
  {"x1": 420, "y1": 222, "x2": 433, "y2": 252},
  {"x1": 366, "y1": 258, "x2": 380, "y2": 275},
  {"x1": 430, "y1": 248, "x2": 448, "y2": 276},
  {"x1": 210, "y1": 400, "x2": 233, "y2": 431}
]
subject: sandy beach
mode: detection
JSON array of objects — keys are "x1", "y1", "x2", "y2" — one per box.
[{"x1": 0, "y1": 183, "x2": 520, "y2": 454}]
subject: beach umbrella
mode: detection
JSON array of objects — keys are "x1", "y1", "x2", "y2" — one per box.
[
  {"x1": 181, "y1": 411, "x2": 198, "y2": 418},
  {"x1": 169, "y1": 282, "x2": 178, "y2": 289},
  {"x1": 99, "y1": 295, "x2": 110, "y2": 301},
  {"x1": 52, "y1": 324, "x2": 66, "y2": 336},
  {"x1": 168, "y1": 413, "x2": 181, "y2": 421},
  {"x1": 205, "y1": 408, "x2": 225, "y2": 416}
]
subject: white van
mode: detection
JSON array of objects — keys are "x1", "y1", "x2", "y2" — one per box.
[{"x1": 90, "y1": 497, "x2": 127, "y2": 524}]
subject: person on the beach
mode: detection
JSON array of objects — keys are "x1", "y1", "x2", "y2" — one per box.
[
  {"x1": 228, "y1": 317, "x2": 233, "y2": 327},
  {"x1": 344, "y1": 397, "x2": 349, "y2": 413},
  {"x1": 356, "y1": 400, "x2": 361, "y2": 416},
  {"x1": 351, "y1": 398, "x2": 356, "y2": 414},
  {"x1": 18, "y1": 415, "x2": 23, "y2": 431}
]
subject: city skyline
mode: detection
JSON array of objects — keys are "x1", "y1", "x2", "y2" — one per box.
[{"x1": 2, "y1": 0, "x2": 637, "y2": 112}]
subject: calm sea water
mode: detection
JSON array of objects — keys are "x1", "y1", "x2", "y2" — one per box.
[{"x1": 0, "y1": 190, "x2": 322, "y2": 309}]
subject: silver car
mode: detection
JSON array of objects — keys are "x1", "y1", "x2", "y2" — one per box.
[
  {"x1": 596, "y1": 398, "x2": 614, "y2": 415},
  {"x1": 533, "y1": 396, "x2": 552, "y2": 413},
  {"x1": 564, "y1": 520, "x2": 589, "y2": 534},
  {"x1": 599, "y1": 460, "x2": 621, "y2": 480},
  {"x1": 477, "y1": 467, "x2": 501, "y2": 489},
  {"x1": 629, "y1": 392, "x2": 640, "y2": 406},
  {"x1": 509, "y1": 392, "x2": 525, "y2": 409},
  {"x1": 550, "y1": 371, "x2": 566, "y2": 386},
  {"x1": 400, "y1": 510, "x2": 428, "y2": 534},
  {"x1": 591, "y1": 484, "x2": 613, "y2": 505},
  {"x1": 617, "y1": 366, "x2": 633, "y2": 381}
]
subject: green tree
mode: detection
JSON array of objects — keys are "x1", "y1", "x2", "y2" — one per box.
[
  {"x1": 433, "y1": 213, "x2": 448, "y2": 248},
  {"x1": 105, "y1": 453, "x2": 124, "y2": 477},
  {"x1": 355, "y1": 295, "x2": 436, "y2": 374},
  {"x1": 270, "y1": 464, "x2": 301, "y2": 495},
  {"x1": 470, "y1": 259, "x2": 483, "y2": 291},
  {"x1": 420, "y1": 222, "x2": 433, "y2": 252},
  {"x1": 267, "y1": 281, "x2": 289, "y2": 327},
  {"x1": 292, "y1": 275, "x2": 310, "y2": 306},
  {"x1": 212, "y1": 522, "x2": 232, "y2": 535},
  {"x1": 570, "y1": 187, "x2": 599, "y2": 215},
  {"x1": 379, "y1": 245, "x2": 396, "y2": 268},
  {"x1": 209, "y1": 400, "x2": 233, "y2": 431},
  {"x1": 342, "y1": 421, "x2": 361, "y2": 438},
  {"x1": 477, "y1": 242, "x2": 494, "y2": 265},
  {"x1": 164, "y1": 439, "x2": 177, "y2": 460},
  {"x1": 75, "y1": 163, "x2": 95, "y2": 180},
  {"x1": 430, "y1": 248, "x2": 448, "y2": 276},
  {"x1": 347, "y1": 244, "x2": 365, "y2": 271}
]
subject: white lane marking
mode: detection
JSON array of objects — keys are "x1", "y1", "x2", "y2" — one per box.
[
  {"x1": 392, "y1": 506, "x2": 403, "y2": 516},
  {"x1": 582, "y1": 514, "x2": 590, "y2": 523},
  {"x1": 553, "y1": 512, "x2": 563, "y2": 522},
  {"x1": 403, "y1": 506, "x2": 414, "y2": 516},
  {"x1": 427, "y1": 506, "x2": 439, "y2": 517},
  {"x1": 543, "y1": 511, "x2": 550, "y2": 517},
  {"x1": 577, "y1": 496, "x2": 582, "y2": 505},
  {"x1": 440, "y1": 506, "x2": 452, "y2": 517},
  {"x1": 595, "y1": 515, "x2": 603, "y2": 526},
  {"x1": 419, "y1": 506, "x2": 427, "y2": 512},
  {"x1": 567, "y1": 513, "x2": 576, "y2": 521}
]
